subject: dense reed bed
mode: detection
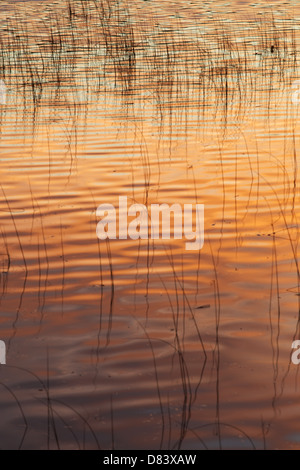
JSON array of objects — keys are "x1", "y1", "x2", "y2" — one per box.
[{"x1": 0, "y1": 0, "x2": 297, "y2": 110}]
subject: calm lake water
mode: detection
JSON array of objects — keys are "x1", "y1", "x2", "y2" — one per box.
[{"x1": 1, "y1": 0, "x2": 300, "y2": 450}]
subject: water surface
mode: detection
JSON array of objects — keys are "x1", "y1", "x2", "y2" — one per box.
[{"x1": 0, "y1": 0, "x2": 300, "y2": 450}]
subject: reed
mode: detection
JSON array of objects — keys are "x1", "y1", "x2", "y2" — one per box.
[{"x1": 0, "y1": 1, "x2": 295, "y2": 115}]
